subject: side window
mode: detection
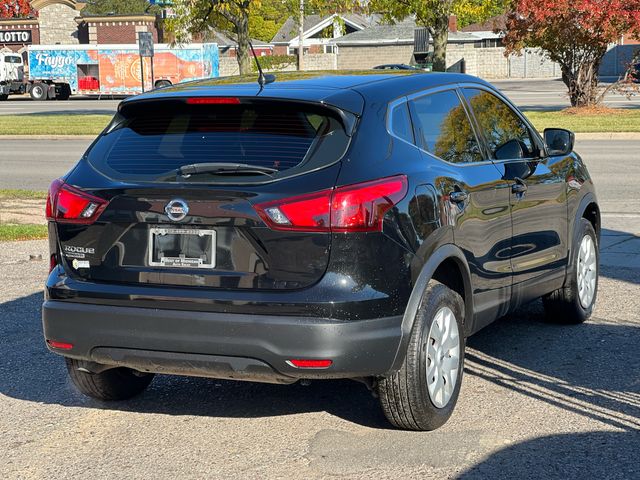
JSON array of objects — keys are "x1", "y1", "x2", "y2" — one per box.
[
  {"x1": 409, "y1": 90, "x2": 483, "y2": 164},
  {"x1": 390, "y1": 101, "x2": 414, "y2": 144},
  {"x1": 463, "y1": 88, "x2": 535, "y2": 159}
]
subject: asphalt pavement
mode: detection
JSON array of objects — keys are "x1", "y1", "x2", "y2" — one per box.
[
  {"x1": 0, "y1": 134, "x2": 639, "y2": 478},
  {"x1": 1, "y1": 78, "x2": 639, "y2": 115},
  {"x1": 0, "y1": 95, "x2": 121, "y2": 115},
  {"x1": 0, "y1": 233, "x2": 637, "y2": 478}
]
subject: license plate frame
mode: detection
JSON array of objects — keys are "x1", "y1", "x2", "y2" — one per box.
[{"x1": 148, "y1": 227, "x2": 216, "y2": 269}]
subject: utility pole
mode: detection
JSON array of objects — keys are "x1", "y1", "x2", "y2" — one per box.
[{"x1": 298, "y1": 0, "x2": 304, "y2": 71}]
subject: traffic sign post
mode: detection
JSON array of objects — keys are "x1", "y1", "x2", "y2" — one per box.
[{"x1": 138, "y1": 32, "x2": 155, "y2": 92}]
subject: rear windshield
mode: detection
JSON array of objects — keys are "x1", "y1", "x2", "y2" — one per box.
[{"x1": 86, "y1": 100, "x2": 351, "y2": 183}]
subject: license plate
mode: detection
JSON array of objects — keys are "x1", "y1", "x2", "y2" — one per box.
[{"x1": 148, "y1": 228, "x2": 216, "y2": 269}]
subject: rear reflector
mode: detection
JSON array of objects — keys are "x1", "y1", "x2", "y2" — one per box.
[
  {"x1": 49, "y1": 254, "x2": 58, "y2": 273},
  {"x1": 287, "y1": 359, "x2": 333, "y2": 368},
  {"x1": 47, "y1": 339, "x2": 73, "y2": 350},
  {"x1": 46, "y1": 178, "x2": 107, "y2": 224},
  {"x1": 186, "y1": 97, "x2": 241, "y2": 105},
  {"x1": 254, "y1": 175, "x2": 408, "y2": 233}
]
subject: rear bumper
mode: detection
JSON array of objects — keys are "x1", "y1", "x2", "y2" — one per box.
[{"x1": 42, "y1": 300, "x2": 403, "y2": 382}]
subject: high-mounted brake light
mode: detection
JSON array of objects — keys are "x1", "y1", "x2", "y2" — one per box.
[
  {"x1": 186, "y1": 97, "x2": 241, "y2": 105},
  {"x1": 254, "y1": 175, "x2": 408, "y2": 233},
  {"x1": 46, "y1": 178, "x2": 108, "y2": 224}
]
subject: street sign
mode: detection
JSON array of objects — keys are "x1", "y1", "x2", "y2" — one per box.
[{"x1": 138, "y1": 32, "x2": 154, "y2": 58}]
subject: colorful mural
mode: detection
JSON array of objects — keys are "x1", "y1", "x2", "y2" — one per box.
[{"x1": 28, "y1": 44, "x2": 219, "y2": 94}]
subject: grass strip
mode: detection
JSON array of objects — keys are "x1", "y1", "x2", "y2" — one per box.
[
  {"x1": 524, "y1": 110, "x2": 640, "y2": 133},
  {"x1": 0, "y1": 189, "x2": 47, "y2": 200},
  {"x1": 0, "y1": 110, "x2": 638, "y2": 136},
  {"x1": 0, "y1": 114, "x2": 111, "y2": 135},
  {"x1": 0, "y1": 224, "x2": 48, "y2": 241}
]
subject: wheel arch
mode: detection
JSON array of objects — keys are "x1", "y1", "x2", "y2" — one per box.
[
  {"x1": 388, "y1": 243, "x2": 473, "y2": 372},
  {"x1": 563, "y1": 192, "x2": 600, "y2": 288}
]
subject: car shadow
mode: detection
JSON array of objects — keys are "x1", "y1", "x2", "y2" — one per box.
[
  {"x1": 0, "y1": 291, "x2": 388, "y2": 429},
  {"x1": 1, "y1": 286, "x2": 638, "y2": 431},
  {"x1": 465, "y1": 300, "x2": 640, "y2": 431},
  {"x1": 456, "y1": 430, "x2": 638, "y2": 479}
]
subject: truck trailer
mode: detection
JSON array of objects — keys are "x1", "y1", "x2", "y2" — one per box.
[{"x1": 10, "y1": 43, "x2": 219, "y2": 100}]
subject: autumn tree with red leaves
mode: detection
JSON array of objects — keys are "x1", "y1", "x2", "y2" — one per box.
[
  {"x1": 503, "y1": 0, "x2": 640, "y2": 107},
  {"x1": 0, "y1": 0, "x2": 36, "y2": 19}
]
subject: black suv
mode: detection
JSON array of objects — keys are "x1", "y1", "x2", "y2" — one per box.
[{"x1": 43, "y1": 71, "x2": 600, "y2": 431}]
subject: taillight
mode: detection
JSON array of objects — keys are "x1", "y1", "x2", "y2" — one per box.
[
  {"x1": 45, "y1": 178, "x2": 107, "y2": 224},
  {"x1": 254, "y1": 175, "x2": 408, "y2": 233}
]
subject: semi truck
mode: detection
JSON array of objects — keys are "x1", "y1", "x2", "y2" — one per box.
[
  {"x1": 1, "y1": 43, "x2": 219, "y2": 101},
  {"x1": 0, "y1": 52, "x2": 26, "y2": 100}
]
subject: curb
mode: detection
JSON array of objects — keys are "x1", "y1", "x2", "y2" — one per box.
[{"x1": 574, "y1": 132, "x2": 640, "y2": 140}]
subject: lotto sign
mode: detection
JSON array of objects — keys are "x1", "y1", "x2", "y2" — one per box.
[{"x1": 0, "y1": 30, "x2": 32, "y2": 44}]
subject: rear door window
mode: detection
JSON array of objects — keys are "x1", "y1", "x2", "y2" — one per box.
[
  {"x1": 409, "y1": 90, "x2": 484, "y2": 164},
  {"x1": 87, "y1": 100, "x2": 351, "y2": 183}
]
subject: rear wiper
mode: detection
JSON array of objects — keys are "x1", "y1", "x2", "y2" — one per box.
[{"x1": 178, "y1": 162, "x2": 277, "y2": 177}]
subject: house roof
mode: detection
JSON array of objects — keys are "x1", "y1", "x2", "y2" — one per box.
[
  {"x1": 461, "y1": 14, "x2": 508, "y2": 33},
  {"x1": 271, "y1": 13, "x2": 378, "y2": 44},
  {"x1": 332, "y1": 19, "x2": 478, "y2": 45}
]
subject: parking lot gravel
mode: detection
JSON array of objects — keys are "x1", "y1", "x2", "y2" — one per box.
[{"x1": 0, "y1": 233, "x2": 638, "y2": 479}]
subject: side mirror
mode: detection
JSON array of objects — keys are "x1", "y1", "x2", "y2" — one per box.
[
  {"x1": 544, "y1": 128, "x2": 575, "y2": 156},
  {"x1": 494, "y1": 138, "x2": 524, "y2": 160}
]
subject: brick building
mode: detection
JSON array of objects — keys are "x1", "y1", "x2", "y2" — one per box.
[
  {"x1": 0, "y1": 0, "x2": 161, "y2": 59},
  {"x1": 76, "y1": 15, "x2": 158, "y2": 45}
]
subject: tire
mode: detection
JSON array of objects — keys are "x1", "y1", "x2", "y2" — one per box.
[
  {"x1": 0, "y1": 94, "x2": 8, "y2": 101},
  {"x1": 65, "y1": 358, "x2": 154, "y2": 401},
  {"x1": 30, "y1": 82, "x2": 47, "y2": 101},
  {"x1": 378, "y1": 280, "x2": 465, "y2": 431},
  {"x1": 155, "y1": 80, "x2": 172, "y2": 88},
  {"x1": 56, "y1": 84, "x2": 71, "y2": 100},
  {"x1": 543, "y1": 219, "x2": 598, "y2": 324}
]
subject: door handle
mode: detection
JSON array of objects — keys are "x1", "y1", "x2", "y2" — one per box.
[
  {"x1": 449, "y1": 190, "x2": 468, "y2": 204},
  {"x1": 512, "y1": 177, "x2": 528, "y2": 194}
]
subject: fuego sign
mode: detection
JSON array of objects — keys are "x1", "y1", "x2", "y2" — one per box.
[{"x1": 0, "y1": 30, "x2": 32, "y2": 44}]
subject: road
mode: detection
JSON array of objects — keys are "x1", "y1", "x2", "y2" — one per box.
[
  {"x1": 0, "y1": 95, "x2": 121, "y2": 115},
  {"x1": 493, "y1": 79, "x2": 640, "y2": 111},
  {"x1": 1, "y1": 78, "x2": 639, "y2": 115},
  {"x1": 0, "y1": 137, "x2": 639, "y2": 478},
  {"x1": 2, "y1": 136, "x2": 638, "y2": 218}
]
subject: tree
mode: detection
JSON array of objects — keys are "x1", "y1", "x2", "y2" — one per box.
[
  {"x1": 82, "y1": 0, "x2": 156, "y2": 15},
  {"x1": 503, "y1": 0, "x2": 640, "y2": 107},
  {"x1": 452, "y1": 0, "x2": 508, "y2": 28},
  {"x1": 0, "y1": 0, "x2": 36, "y2": 18},
  {"x1": 248, "y1": 0, "x2": 285, "y2": 41},
  {"x1": 167, "y1": 0, "x2": 356, "y2": 75},
  {"x1": 167, "y1": 0, "x2": 255, "y2": 75},
  {"x1": 369, "y1": 0, "x2": 506, "y2": 72}
]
